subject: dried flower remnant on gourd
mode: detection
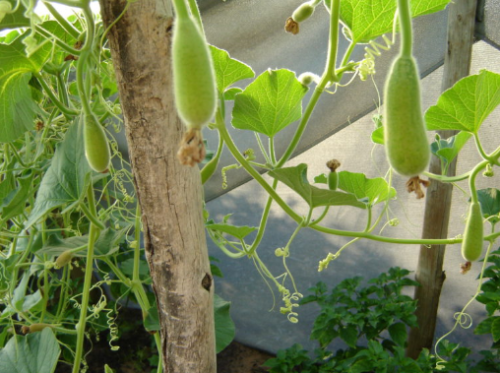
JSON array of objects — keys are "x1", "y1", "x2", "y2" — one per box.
[
  {"x1": 284, "y1": 17, "x2": 299, "y2": 35},
  {"x1": 406, "y1": 176, "x2": 430, "y2": 199},
  {"x1": 177, "y1": 128, "x2": 206, "y2": 166}
]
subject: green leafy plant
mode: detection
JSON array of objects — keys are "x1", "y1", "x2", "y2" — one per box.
[{"x1": 263, "y1": 268, "x2": 487, "y2": 373}]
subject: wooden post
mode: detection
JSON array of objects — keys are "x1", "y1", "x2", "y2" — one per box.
[
  {"x1": 406, "y1": 0, "x2": 478, "y2": 359},
  {"x1": 99, "y1": 1, "x2": 216, "y2": 371}
]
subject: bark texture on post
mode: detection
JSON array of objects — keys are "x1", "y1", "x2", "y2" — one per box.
[
  {"x1": 99, "y1": 1, "x2": 216, "y2": 372},
  {"x1": 406, "y1": 0, "x2": 477, "y2": 359}
]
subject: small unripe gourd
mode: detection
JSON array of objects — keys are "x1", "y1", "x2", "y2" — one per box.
[
  {"x1": 461, "y1": 202, "x2": 484, "y2": 262},
  {"x1": 292, "y1": 2, "x2": 314, "y2": 23},
  {"x1": 172, "y1": 16, "x2": 217, "y2": 129},
  {"x1": 84, "y1": 113, "x2": 110, "y2": 173},
  {"x1": 55, "y1": 250, "x2": 74, "y2": 269},
  {"x1": 383, "y1": 56, "x2": 430, "y2": 176}
]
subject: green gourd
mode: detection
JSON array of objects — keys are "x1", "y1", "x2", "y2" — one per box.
[
  {"x1": 84, "y1": 113, "x2": 110, "y2": 173},
  {"x1": 383, "y1": 55, "x2": 430, "y2": 177},
  {"x1": 172, "y1": 16, "x2": 216, "y2": 129},
  {"x1": 55, "y1": 250, "x2": 74, "y2": 269},
  {"x1": 292, "y1": 2, "x2": 314, "y2": 23},
  {"x1": 327, "y1": 172, "x2": 338, "y2": 191},
  {"x1": 461, "y1": 202, "x2": 484, "y2": 262}
]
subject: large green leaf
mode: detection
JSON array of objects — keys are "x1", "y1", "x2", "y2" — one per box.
[
  {"x1": 0, "y1": 32, "x2": 51, "y2": 74},
  {"x1": 269, "y1": 164, "x2": 366, "y2": 209},
  {"x1": 2, "y1": 271, "x2": 42, "y2": 316},
  {"x1": 38, "y1": 227, "x2": 130, "y2": 257},
  {"x1": 0, "y1": 73, "x2": 37, "y2": 142},
  {"x1": 0, "y1": 328, "x2": 60, "y2": 373},
  {"x1": 214, "y1": 293, "x2": 235, "y2": 353},
  {"x1": 426, "y1": 70, "x2": 500, "y2": 133},
  {"x1": 0, "y1": 1, "x2": 30, "y2": 31},
  {"x1": 0, "y1": 33, "x2": 53, "y2": 142},
  {"x1": 493, "y1": 317, "x2": 500, "y2": 342},
  {"x1": 205, "y1": 223, "x2": 257, "y2": 240},
  {"x1": 0, "y1": 174, "x2": 33, "y2": 222},
  {"x1": 232, "y1": 69, "x2": 308, "y2": 137},
  {"x1": 210, "y1": 45, "x2": 254, "y2": 94},
  {"x1": 477, "y1": 189, "x2": 500, "y2": 225},
  {"x1": 325, "y1": 0, "x2": 451, "y2": 43},
  {"x1": 26, "y1": 119, "x2": 92, "y2": 228},
  {"x1": 338, "y1": 171, "x2": 396, "y2": 206}
]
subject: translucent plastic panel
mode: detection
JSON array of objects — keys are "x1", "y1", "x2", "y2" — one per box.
[
  {"x1": 201, "y1": 0, "x2": 448, "y2": 201},
  {"x1": 485, "y1": 0, "x2": 500, "y2": 46}
]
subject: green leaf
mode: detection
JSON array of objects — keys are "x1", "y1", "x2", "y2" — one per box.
[
  {"x1": 0, "y1": 174, "x2": 33, "y2": 221},
  {"x1": 340, "y1": 324, "x2": 358, "y2": 348},
  {"x1": 144, "y1": 305, "x2": 160, "y2": 332},
  {"x1": 0, "y1": 32, "x2": 52, "y2": 73},
  {"x1": 210, "y1": 45, "x2": 254, "y2": 93},
  {"x1": 313, "y1": 173, "x2": 328, "y2": 184},
  {"x1": 0, "y1": 73, "x2": 37, "y2": 142},
  {"x1": 120, "y1": 257, "x2": 150, "y2": 282},
  {"x1": 0, "y1": 33, "x2": 54, "y2": 142},
  {"x1": 350, "y1": 359, "x2": 374, "y2": 373},
  {"x1": 0, "y1": 1, "x2": 30, "y2": 31},
  {"x1": 205, "y1": 223, "x2": 257, "y2": 240},
  {"x1": 214, "y1": 294, "x2": 235, "y2": 353},
  {"x1": 269, "y1": 164, "x2": 366, "y2": 209},
  {"x1": 426, "y1": 70, "x2": 500, "y2": 133},
  {"x1": 26, "y1": 119, "x2": 92, "y2": 228},
  {"x1": 38, "y1": 227, "x2": 130, "y2": 257},
  {"x1": 371, "y1": 126, "x2": 384, "y2": 145},
  {"x1": 0, "y1": 171, "x2": 14, "y2": 201},
  {"x1": 0, "y1": 328, "x2": 60, "y2": 373},
  {"x1": 223, "y1": 87, "x2": 242, "y2": 101},
  {"x1": 388, "y1": 322, "x2": 407, "y2": 347},
  {"x1": 492, "y1": 317, "x2": 500, "y2": 342},
  {"x1": 325, "y1": 0, "x2": 451, "y2": 43},
  {"x1": 3, "y1": 272, "x2": 41, "y2": 314},
  {"x1": 475, "y1": 317, "x2": 495, "y2": 335},
  {"x1": 477, "y1": 189, "x2": 500, "y2": 225},
  {"x1": 338, "y1": 171, "x2": 396, "y2": 206},
  {"x1": 39, "y1": 20, "x2": 78, "y2": 65},
  {"x1": 232, "y1": 69, "x2": 308, "y2": 137},
  {"x1": 430, "y1": 131, "x2": 472, "y2": 165},
  {"x1": 12, "y1": 271, "x2": 30, "y2": 311}
]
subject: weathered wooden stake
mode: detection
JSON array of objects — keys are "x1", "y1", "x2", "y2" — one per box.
[
  {"x1": 99, "y1": 1, "x2": 216, "y2": 371},
  {"x1": 406, "y1": 0, "x2": 478, "y2": 359}
]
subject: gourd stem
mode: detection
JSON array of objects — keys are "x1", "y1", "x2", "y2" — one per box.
[
  {"x1": 325, "y1": 0, "x2": 340, "y2": 82},
  {"x1": 42, "y1": 1, "x2": 81, "y2": 39},
  {"x1": 277, "y1": 0, "x2": 347, "y2": 168},
  {"x1": 187, "y1": 0, "x2": 204, "y2": 32},
  {"x1": 469, "y1": 160, "x2": 488, "y2": 204},
  {"x1": 171, "y1": 0, "x2": 190, "y2": 19},
  {"x1": 397, "y1": 0, "x2": 413, "y2": 57}
]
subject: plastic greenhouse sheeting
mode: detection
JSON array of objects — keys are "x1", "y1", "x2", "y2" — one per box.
[
  {"x1": 201, "y1": 0, "x2": 449, "y2": 201},
  {"x1": 200, "y1": 0, "x2": 500, "y2": 356}
]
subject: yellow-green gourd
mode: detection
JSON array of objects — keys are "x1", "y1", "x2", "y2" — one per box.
[
  {"x1": 461, "y1": 201, "x2": 484, "y2": 262},
  {"x1": 55, "y1": 250, "x2": 74, "y2": 269},
  {"x1": 384, "y1": 55, "x2": 430, "y2": 177},
  {"x1": 84, "y1": 113, "x2": 110, "y2": 173},
  {"x1": 172, "y1": 16, "x2": 216, "y2": 129},
  {"x1": 292, "y1": 2, "x2": 315, "y2": 23}
]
